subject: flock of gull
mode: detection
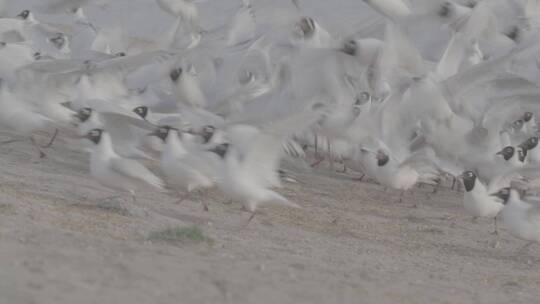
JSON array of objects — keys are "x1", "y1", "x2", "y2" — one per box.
[{"x1": 2, "y1": 0, "x2": 540, "y2": 248}]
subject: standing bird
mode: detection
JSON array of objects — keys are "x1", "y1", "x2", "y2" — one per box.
[
  {"x1": 149, "y1": 126, "x2": 221, "y2": 210},
  {"x1": 82, "y1": 129, "x2": 163, "y2": 202},
  {"x1": 493, "y1": 188, "x2": 540, "y2": 246},
  {"x1": 170, "y1": 66, "x2": 207, "y2": 108},
  {"x1": 461, "y1": 171, "x2": 504, "y2": 233}
]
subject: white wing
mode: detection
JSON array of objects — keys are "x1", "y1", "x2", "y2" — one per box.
[{"x1": 110, "y1": 157, "x2": 163, "y2": 190}]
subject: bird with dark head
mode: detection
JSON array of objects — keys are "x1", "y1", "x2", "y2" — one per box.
[
  {"x1": 341, "y1": 39, "x2": 357, "y2": 56},
  {"x1": 49, "y1": 33, "x2": 66, "y2": 49},
  {"x1": 520, "y1": 137, "x2": 539, "y2": 151},
  {"x1": 506, "y1": 26, "x2": 520, "y2": 42},
  {"x1": 170, "y1": 67, "x2": 183, "y2": 82},
  {"x1": 148, "y1": 126, "x2": 175, "y2": 142},
  {"x1": 461, "y1": 170, "x2": 476, "y2": 192},
  {"x1": 376, "y1": 150, "x2": 390, "y2": 167},
  {"x1": 208, "y1": 143, "x2": 229, "y2": 159},
  {"x1": 523, "y1": 112, "x2": 534, "y2": 122},
  {"x1": 75, "y1": 108, "x2": 93, "y2": 123},
  {"x1": 297, "y1": 17, "x2": 315, "y2": 38},
  {"x1": 492, "y1": 187, "x2": 511, "y2": 205},
  {"x1": 496, "y1": 146, "x2": 515, "y2": 161},
  {"x1": 83, "y1": 129, "x2": 103, "y2": 145},
  {"x1": 201, "y1": 125, "x2": 216, "y2": 143},
  {"x1": 132, "y1": 106, "x2": 148, "y2": 120},
  {"x1": 17, "y1": 10, "x2": 30, "y2": 20},
  {"x1": 438, "y1": 2, "x2": 452, "y2": 18}
]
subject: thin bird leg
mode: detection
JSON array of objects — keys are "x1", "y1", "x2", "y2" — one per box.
[
  {"x1": 432, "y1": 179, "x2": 441, "y2": 194},
  {"x1": 200, "y1": 198, "x2": 209, "y2": 212},
  {"x1": 41, "y1": 129, "x2": 59, "y2": 148},
  {"x1": 175, "y1": 191, "x2": 192, "y2": 204},
  {"x1": 314, "y1": 133, "x2": 318, "y2": 157},
  {"x1": 310, "y1": 158, "x2": 324, "y2": 168},
  {"x1": 245, "y1": 212, "x2": 256, "y2": 227},
  {"x1": 195, "y1": 189, "x2": 209, "y2": 211},
  {"x1": 492, "y1": 216, "x2": 499, "y2": 235},
  {"x1": 398, "y1": 190, "x2": 405, "y2": 203},
  {"x1": 352, "y1": 174, "x2": 365, "y2": 182},
  {"x1": 451, "y1": 177, "x2": 457, "y2": 191},
  {"x1": 327, "y1": 140, "x2": 334, "y2": 170},
  {"x1": 30, "y1": 136, "x2": 46, "y2": 158}
]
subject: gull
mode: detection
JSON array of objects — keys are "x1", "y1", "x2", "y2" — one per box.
[
  {"x1": 0, "y1": 78, "x2": 58, "y2": 157},
  {"x1": 169, "y1": 65, "x2": 207, "y2": 108},
  {"x1": 82, "y1": 128, "x2": 163, "y2": 202},
  {"x1": 292, "y1": 16, "x2": 333, "y2": 48},
  {"x1": 460, "y1": 170, "x2": 505, "y2": 233},
  {"x1": 495, "y1": 145, "x2": 527, "y2": 169},
  {"x1": 520, "y1": 136, "x2": 540, "y2": 164},
  {"x1": 226, "y1": 0, "x2": 256, "y2": 47},
  {"x1": 210, "y1": 106, "x2": 325, "y2": 222},
  {"x1": 0, "y1": 41, "x2": 38, "y2": 83},
  {"x1": 493, "y1": 187, "x2": 540, "y2": 246},
  {"x1": 156, "y1": 0, "x2": 199, "y2": 34},
  {"x1": 149, "y1": 125, "x2": 221, "y2": 210}
]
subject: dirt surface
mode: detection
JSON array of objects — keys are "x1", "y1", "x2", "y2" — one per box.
[{"x1": 1, "y1": 131, "x2": 540, "y2": 304}]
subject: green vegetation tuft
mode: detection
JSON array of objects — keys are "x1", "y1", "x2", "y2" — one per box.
[{"x1": 148, "y1": 225, "x2": 211, "y2": 245}]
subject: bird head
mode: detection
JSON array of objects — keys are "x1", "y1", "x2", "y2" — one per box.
[
  {"x1": 496, "y1": 146, "x2": 515, "y2": 161},
  {"x1": 132, "y1": 106, "x2": 149, "y2": 120},
  {"x1": 148, "y1": 126, "x2": 174, "y2": 142},
  {"x1": 74, "y1": 108, "x2": 93, "y2": 123},
  {"x1": 170, "y1": 67, "x2": 183, "y2": 82},
  {"x1": 491, "y1": 187, "x2": 511, "y2": 205},
  {"x1": 460, "y1": 170, "x2": 477, "y2": 192},
  {"x1": 83, "y1": 129, "x2": 103, "y2": 145}
]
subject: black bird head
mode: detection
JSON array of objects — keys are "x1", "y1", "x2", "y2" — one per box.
[
  {"x1": 517, "y1": 147, "x2": 528, "y2": 162},
  {"x1": 49, "y1": 33, "x2": 66, "y2": 49},
  {"x1": 496, "y1": 146, "x2": 515, "y2": 161},
  {"x1": 201, "y1": 125, "x2": 216, "y2": 143},
  {"x1": 75, "y1": 107, "x2": 93, "y2": 123},
  {"x1": 438, "y1": 2, "x2": 453, "y2": 18},
  {"x1": 132, "y1": 106, "x2": 149, "y2": 120},
  {"x1": 492, "y1": 187, "x2": 511, "y2": 205},
  {"x1": 84, "y1": 129, "x2": 103, "y2": 145},
  {"x1": 376, "y1": 150, "x2": 390, "y2": 167},
  {"x1": 17, "y1": 10, "x2": 30, "y2": 20},
  {"x1": 297, "y1": 17, "x2": 315, "y2": 38},
  {"x1": 208, "y1": 143, "x2": 230, "y2": 159},
  {"x1": 520, "y1": 137, "x2": 539, "y2": 151},
  {"x1": 341, "y1": 39, "x2": 357, "y2": 56},
  {"x1": 506, "y1": 26, "x2": 520, "y2": 42},
  {"x1": 148, "y1": 126, "x2": 174, "y2": 142},
  {"x1": 523, "y1": 111, "x2": 534, "y2": 122},
  {"x1": 461, "y1": 170, "x2": 477, "y2": 192},
  {"x1": 170, "y1": 67, "x2": 183, "y2": 82}
]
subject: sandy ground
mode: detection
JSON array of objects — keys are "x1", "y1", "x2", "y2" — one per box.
[
  {"x1": 1, "y1": 1, "x2": 540, "y2": 303},
  {"x1": 1, "y1": 130, "x2": 540, "y2": 304}
]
